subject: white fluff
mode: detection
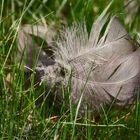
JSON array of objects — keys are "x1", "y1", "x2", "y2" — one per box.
[{"x1": 17, "y1": 9, "x2": 140, "y2": 115}]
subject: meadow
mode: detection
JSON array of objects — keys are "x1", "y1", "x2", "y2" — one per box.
[{"x1": 0, "y1": 0, "x2": 140, "y2": 139}]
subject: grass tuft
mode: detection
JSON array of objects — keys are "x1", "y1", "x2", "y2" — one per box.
[{"x1": 0, "y1": 0, "x2": 140, "y2": 139}]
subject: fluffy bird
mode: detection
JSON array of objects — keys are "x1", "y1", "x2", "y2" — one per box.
[{"x1": 17, "y1": 12, "x2": 140, "y2": 116}]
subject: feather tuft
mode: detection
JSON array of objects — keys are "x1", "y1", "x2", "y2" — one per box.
[{"x1": 17, "y1": 13, "x2": 140, "y2": 115}]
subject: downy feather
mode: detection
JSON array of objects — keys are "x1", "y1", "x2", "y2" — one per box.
[
  {"x1": 17, "y1": 11, "x2": 140, "y2": 115},
  {"x1": 54, "y1": 16, "x2": 140, "y2": 113}
]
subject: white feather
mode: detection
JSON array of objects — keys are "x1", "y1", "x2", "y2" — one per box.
[
  {"x1": 55, "y1": 16, "x2": 140, "y2": 113},
  {"x1": 17, "y1": 10, "x2": 140, "y2": 115}
]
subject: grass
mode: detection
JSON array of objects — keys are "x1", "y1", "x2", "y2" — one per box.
[{"x1": 0, "y1": 0, "x2": 140, "y2": 139}]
